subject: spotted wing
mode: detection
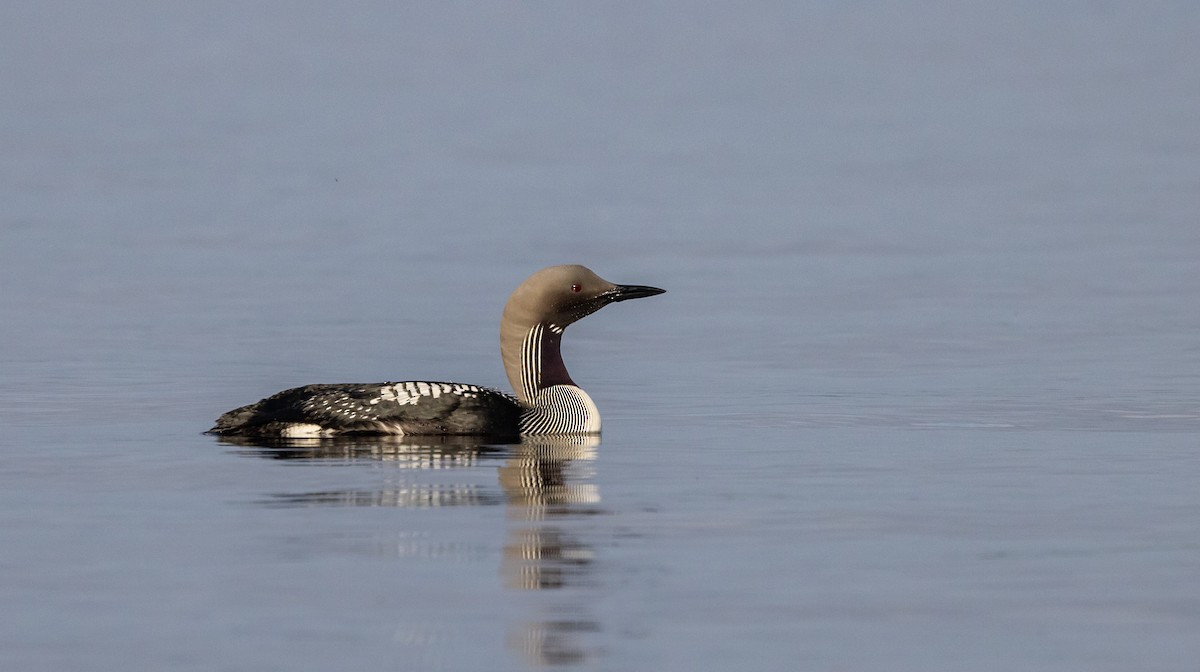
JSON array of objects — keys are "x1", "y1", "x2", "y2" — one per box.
[{"x1": 210, "y1": 381, "x2": 523, "y2": 437}]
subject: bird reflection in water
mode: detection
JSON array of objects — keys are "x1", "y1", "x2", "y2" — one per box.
[
  {"x1": 226, "y1": 434, "x2": 508, "y2": 508},
  {"x1": 221, "y1": 432, "x2": 605, "y2": 667},
  {"x1": 500, "y1": 435, "x2": 605, "y2": 666},
  {"x1": 499, "y1": 435, "x2": 600, "y2": 592}
]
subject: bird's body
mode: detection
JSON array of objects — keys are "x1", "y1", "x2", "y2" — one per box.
[
  {"x1": 209, "y1": 265, "x2": 663, "y2": 438},
  {"x1": 209, "y1": 382, "x2": 524, "y2": 438}
]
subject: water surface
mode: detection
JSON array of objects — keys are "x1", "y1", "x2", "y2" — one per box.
[{"x1": 2, "y1": 3, "x2": 1198, "y2": 670}]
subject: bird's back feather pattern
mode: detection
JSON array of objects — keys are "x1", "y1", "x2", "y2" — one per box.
[{"x1": 209, "y1": 382, "x2": 523, "y2": 438}]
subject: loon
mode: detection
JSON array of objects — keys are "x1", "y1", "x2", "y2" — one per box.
[{"x1": 208, "y1": 265, "x2": 665, "y2": 438}]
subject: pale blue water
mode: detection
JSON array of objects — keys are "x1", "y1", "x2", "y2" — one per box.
[{"x1": 2, "y1": 3, "x2": 1199, "y2": 670}]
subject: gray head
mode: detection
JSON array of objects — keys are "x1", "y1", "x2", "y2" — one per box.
[
  {"x1": 502, "y1": 264, "x2": 665, "y2": 331},
  {"x1": 500, "y1": 265, "x2": 665, "y2": 404}
]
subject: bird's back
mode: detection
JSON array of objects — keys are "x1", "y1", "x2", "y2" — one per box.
[{"x1": 208, "y1": 382, "x2": 523, "y2": 438}]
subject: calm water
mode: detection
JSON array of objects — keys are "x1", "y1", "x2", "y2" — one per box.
[{"x1": 3, "y1": 3, "x2": 1199, "y2": 670}]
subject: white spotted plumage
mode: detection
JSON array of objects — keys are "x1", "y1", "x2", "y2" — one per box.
[{"x1": 373, "y1": 381, "x2": 485, "y2": 406}]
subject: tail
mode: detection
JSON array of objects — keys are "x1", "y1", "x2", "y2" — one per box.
[{"x1": 206, "y1": 402, "x2": 261, "y2": 435}]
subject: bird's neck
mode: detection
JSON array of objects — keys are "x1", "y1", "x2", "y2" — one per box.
[{"x1": 502, "y1": 321, "x2": 575, "y2": 406}]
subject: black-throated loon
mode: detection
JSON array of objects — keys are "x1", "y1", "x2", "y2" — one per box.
[{"x1": 208, "y1": 265, "x2": 665, "y2": 438}]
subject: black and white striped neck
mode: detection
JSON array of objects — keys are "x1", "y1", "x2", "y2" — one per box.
[
  {"x1": 515, "y1": 323, "x2": 601, "y2": 434},
  {"x1": 520, "y1": 384, "x2": 601, "y2": 435}
]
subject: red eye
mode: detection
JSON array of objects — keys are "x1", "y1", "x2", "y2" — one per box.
[{"x1": 571, "y1": 283, "x2": 582, "y2": 293}]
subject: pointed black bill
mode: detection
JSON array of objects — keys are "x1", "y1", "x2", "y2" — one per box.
[{"x1": 608, "y1": 284, "x2": 667, "y2": 302}]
